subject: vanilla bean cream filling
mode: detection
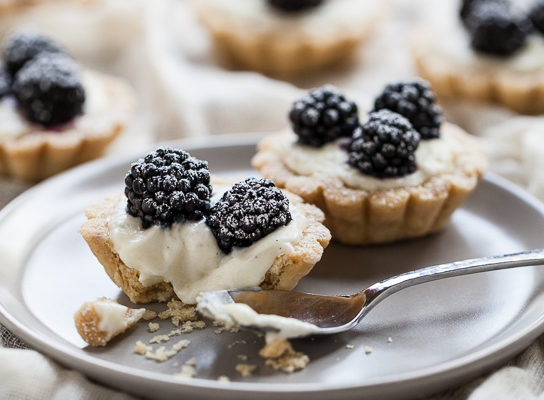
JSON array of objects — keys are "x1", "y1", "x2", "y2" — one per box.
[
  {"x1": 201, "y1": 0, "x2": 382, "y2": 37},
  {"x1": 109, "y1": 186, "x2": 309, "y2": 304},
  {"x1": 423, "y1": 20, "x2": 544, "y2": 73},
  {"x1": 271, "y1": 124, "x2": 466, "y2": 191},
  {"x1": 93, "y1": 299, "x2": 145, "y2": 340},
  {"x1": 0, "y1": 71, "x2": 109, "y2": 138}
]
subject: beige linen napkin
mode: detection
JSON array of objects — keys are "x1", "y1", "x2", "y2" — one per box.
[{"x1": 1, "y1": 0, "x2": 544, "y2": 399}]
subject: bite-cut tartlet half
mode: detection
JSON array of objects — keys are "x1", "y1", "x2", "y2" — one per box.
[
  {"x1": 0, "y1": 31, "x2": 134, "y2": 182},
  {"x1": 193, "y1": 0, "x2": 385, "y2": 77},
  {"x1": 80, "y1": 147, "x2": 330, "y2": 304},
  {"x1": 253, "y1": 82, "x2": 487, "y2": 245},
  {"x1": 413, "y1": 0, "x2": 544, "y2": 114}
]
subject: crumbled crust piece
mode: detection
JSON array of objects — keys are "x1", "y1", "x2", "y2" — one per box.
[
  {"x1": 134, "y1": 340, "x2": 151, "y2": 355},
  {"x1": 180, "y1": 320, "x2": 206, "y2": 333},
  {"x1": 148, "y1": 322, "x2": 159, "y2": 332},
  {"x1": 158, "y1": 300, "x2": 197, "y2": 326},
  {"x1": 174, "y1": 358, "x2": 197, "y2": 380},
  {"x1": 265, "y1": 351, "x2": 309, "y2": 374},
  {"x1": 235, "y1": 364, "x2": 256, "y2": 377},
  {"x1": 387, "y1": 337, "x2": 393, "y2": 343},
  {"x1": 346, "y1": 344, "x2": 355, "y2": 349},
  {"x1": 143, "y1": 310, "x2": 158, "y2": 321},
  {"x1": 150, "y1": 335, "x2": 170, "y2": 344},
  {"x1": 365, "y1": 346, "x2": 373, "y2": 355},
  {"x1": 74, "y1": 298, "x2": 145, "y2": 347},
  {"x1": 260, "y1": 338, "x2": 310, "y2": 374},
  {"x1": 237, "y1": 354, "x2": 248, "y2": 361},
  {"x1": 136, "y1": 339, "x2": 191, "y2": 362},
  {"x1": 217, "y1": 375, "x2": 230, "y2": 382}
]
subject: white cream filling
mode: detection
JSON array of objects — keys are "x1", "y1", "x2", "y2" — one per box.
[
  {"x1": 202, "y1": 0, "x2": 382, "y2": 37},
  {"x1": 425, "y1": 19, "x2": 544, "y2": 73},
  {"x1": 272, "y1": 125, "x2": 465, "y2": 191},
  {"x1": 110, "y1": 186, "x2": 309, "y2": 305},
  {"x1": 0, "y1": 71, "x2": 109, "y2": 138},
  {"x1": 197, "y1": 300, "x2": 319, "y2": 341},
  {"x1": 93, "y1": 299, "x2": 145, "y2": 340}
]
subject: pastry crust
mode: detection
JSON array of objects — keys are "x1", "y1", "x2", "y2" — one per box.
[
  {"x1": 79, "y1": 179, "x2": 331, "y2": 304},
  {"x1": 74, "y1": 297, "x2": 145, "y2": 347},
  {"x1": 0, "y1": 70, "x2": 134, "y2": 182},
  {"x1": 252, "y1": 124, "x2": 487, "y2": 245},
  {"x1": 413, "y1": 28, "x2": 544, "y2": 114},
  {"x1": 193, "y1": 0, "x2": 385, "y2": 77}
]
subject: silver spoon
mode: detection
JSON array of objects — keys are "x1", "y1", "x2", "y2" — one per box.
[{"x1": 198, "y1": 249, "x2": 544, "y2": 337}]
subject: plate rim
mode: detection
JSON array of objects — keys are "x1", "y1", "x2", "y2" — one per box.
[{"x1": 1, "y1": 134, "x2": 544, "y2": 398}]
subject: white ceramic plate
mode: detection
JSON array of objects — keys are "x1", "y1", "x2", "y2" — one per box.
[{"x1": 1, "y1": 135, "x2": 544, "y2": 400}]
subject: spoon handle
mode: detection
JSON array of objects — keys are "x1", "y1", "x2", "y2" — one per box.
[{"x1": 359, "y1": 248, "x2": 544, "y2": 322}]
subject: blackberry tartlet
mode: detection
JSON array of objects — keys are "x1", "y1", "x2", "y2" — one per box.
[
  {"x1": 253, "y1": 83, "x2": 487, "y2": 245},
  {"x1": 80, "y1": 147, "x2": 330, "y2": 304},
  {"x1": 0, "y1": 31, "x2": 134, "y2": 181},
  {"x1": 192, "y1": 0, "x2": 385, "y2": 76},
  {"x1": 413, "y1": 0, "x2": 544, "y2": 114}
]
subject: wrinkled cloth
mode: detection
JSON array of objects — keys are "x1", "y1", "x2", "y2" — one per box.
[{"x1": 1, "y1": 0, "x2": 544, "y2": 399}]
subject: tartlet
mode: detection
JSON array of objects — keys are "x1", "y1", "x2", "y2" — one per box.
[
  {"x1": 253, "y1": 82, "x2": 487, "y2": 245},
  {"x1": 193, "y1": 0, "x2": 385, "y2": 77},
  {"x1": 80, "y1": 148, "x2": 330, "y2": 304},
  {"x1": 413, "y1": 0, "x2": 544, "y2": 114},
  {"x1": 0, "y1": 31, "x2": 134, "y2": 182}
]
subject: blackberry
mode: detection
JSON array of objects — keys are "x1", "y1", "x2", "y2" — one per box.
[
  {"x1": 467, "y1": 2, "x2": 531, "y2": 56},
  {"x1": 0, "y1": 67, "x2": 10, "y2": 99},
  {"x1": 206, "y1": 178, "x2": 291, "y2": 254},
  {"x1": 124, "y1": 147, "x2": 212, "y2": 229},
  {"x1": 268, "y1": 0, "x2": 323, "y2": 12},
  {"x1": 348, "y1": 110, "x2": 420, "y2": 178},
  {"x1": 3, "y1": 31, "x2": 66, "y2": 77},
  {"x1": 373, "y1": 80, "x2": 442, "y2": 140},
  {"x1": 12, "y1": 53, "x2": 85, "y2": 127},
  {"x1": 530, "y1": 0, "x2": 544, "y2": 34},
  {"x1": 289, "y1": 85, "x2": 359, "y2": 147}
]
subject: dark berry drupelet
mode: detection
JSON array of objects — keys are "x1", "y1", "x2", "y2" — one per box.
[
  {"x1": 124, "y1": 147, "x2": 212, "y2": 229},
  {"x1": 3, "y1": 31, "x2": 66, "y2": 77},
  {"x1": 206, "y1": 178, "x2": 292, "y2": 254},
  {"x1": 530, "y1": 0, "x2": 544, "y2": 34},
  {"x1": 0, "y1": 67, "x2": 10, "y2": 99},
  {"x1": 348, "y1": 110, "x2": 420, "y2": 179},
  {"x1": 467, "y1": 2, "x2": 531, "y2": 57},
  {"x1": 268, "y1": 0, "x2": 322, "y2": 12},
  {"x1": 459, "y1": 0, "x2": 508, "y2": 26},
  {"x1": 373, "y1": 80, "x2": 442, "y2": 140},
  {"x1": 289, "y1": 85, "x2": 359, "y2": 147},
  {"x1": 12, "y1": 53, "x2": 85, "y2": 127}
]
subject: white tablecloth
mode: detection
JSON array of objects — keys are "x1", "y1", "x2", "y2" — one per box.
[{"x1": 1, "y1": 0, "x2": 544, "y2": 398}]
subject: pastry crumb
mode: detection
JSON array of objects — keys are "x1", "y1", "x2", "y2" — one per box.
[
  {"x1": 142, "y1": 310, "x2": 157, "y2": 321},
  {"x1": 387, "y1": 337, "x2": 393, "y2": 343},
  {"x1": 174, "y1": 357, "x2": 197, "y2": 379},
  {"x1": 74, "y1": 298, "x2": 145, "y2": 347},
  {"x1": 180, "y1": 320, "x2": 206, "y2": 333},
  {"x1": 135, "y1": 339, "x2": 191, "y2": 362},
  {"x1": 346, "y1": 344, "x2": 354, "y2": 349},
  {"x1": 158, "y1": 300, "x2": 197, "y2": 326},
  {"x1": 134, "y1": 340, "x2": 151, "y2": 355},
  {"x1": 235, "y1": 363, "x2": 256, "y2": 377},
  {"x1": 265, "y1": 351, "x2": 309, "y2": 374},
  {"x1": 148, "y1": 322, "x2": 160, "y2": 333},
  {"x1": 237, "y1": 354, "x2": 248, "y2": 361},
  {"x1": 150, "y1": 334, "x2": 170, "y2": 344},
  {"x1": 217, "y1": 375, "x2": 230, "y2": 382},
  {"x1": 214, "y1": 327, "x2": 225, "y2": 334},
  {"x1": 364, "y1": 346, "x2": 373, "y2": 355}
]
